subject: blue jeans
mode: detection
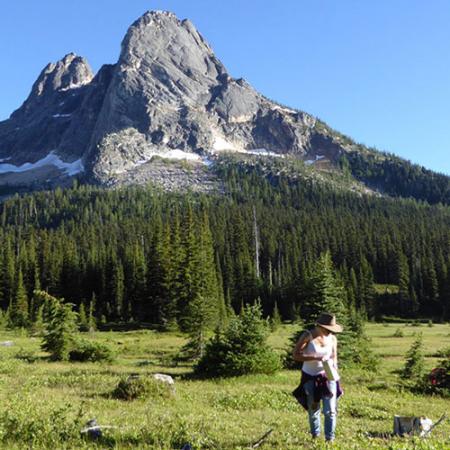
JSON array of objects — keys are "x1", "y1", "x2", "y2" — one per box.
[{"x1": 304, "y1": 379, "x2": 337, "y2": 440}]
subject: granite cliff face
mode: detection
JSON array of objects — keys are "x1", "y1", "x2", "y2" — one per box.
[{"x1": 0, "y1": 11, "x2": 346, "y2": 190}]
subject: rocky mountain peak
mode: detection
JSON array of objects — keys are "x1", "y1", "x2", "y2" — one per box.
[
  {"x1": 11, "y1": 53, "x2": 93, "y2": 121},
  {"x1": 0, "y1": 10, "x2": 339, "y2": 191},
  {"x1": 118, "y1": 9, "x2": 225, "y2": 94},
  {"x1": 32, "y1": 53, "x2": 92, "y2": 96}
]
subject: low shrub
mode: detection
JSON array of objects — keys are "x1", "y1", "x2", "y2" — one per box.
[
  {"x1": 393, "y1": 328, "x2": 404, "y2": 337},
  {"x1": 69, "y1": 339, "x2": 115, "y2": 363},
  {"x1": 14, "y1": 348, "x2": 38, "y2": 363},
  {"x1": 434, "y1": 345, "x2": 450, "y2": 358},
  {"x1": 112, "y1": 375, "x2": 174, "y2": 401},
  {"x1": 0, "y1": 400, "x2": 84, "y2": 448}
]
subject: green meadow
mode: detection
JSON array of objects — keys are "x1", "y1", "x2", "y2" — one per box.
[{"x1": 0, "y1": 323, "x2": 448, "y2": 449}]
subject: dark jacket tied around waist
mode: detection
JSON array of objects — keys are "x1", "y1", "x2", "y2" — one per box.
[{"x1": 292, "y1": 371, "x2": 343, "y2": 411}]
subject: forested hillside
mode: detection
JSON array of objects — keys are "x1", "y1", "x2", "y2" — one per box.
[
  {"x1": 340, "y1": 150, "x2": 450, "y2": 205},
  {"x1": 0, "y1": 160, "x2": 449, "y2": 329}
]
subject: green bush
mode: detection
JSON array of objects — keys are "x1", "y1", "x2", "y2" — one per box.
[
  {"x1": 0, "y1": 400, "x2": 84, "y2": 448},
  {"x1": 69, "y1": 339, "x2": 115, "y2": 363},
  {"x1": 14, "y1": 348, "x2": 38, "y2": 364},
  {"x1": 283, "y1": 328, "x2": 304, "y2": 370},
  {"x1": 37, "y1": 291, "x2": 113, "y2": 362},
  {"x1": 339, "y1": 332, "x2": 380, "y2": 371},
  {"x1": 270, "y1": 301, "x2": 282, "y2": 331},
  {"x1": 434, "y1": 345, "x2": 450, "y2": 358},
  {"x1": 112, "y1": 375, "x2": 174, "y2": 401},
  {"x1": 195, "y1": 303, "x2": 281, "y2": 377},
  {"x1": 393, "y1": 328, "x2": 404, "y2": 337}
]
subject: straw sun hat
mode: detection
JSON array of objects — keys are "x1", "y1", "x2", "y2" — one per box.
[{"x1": 316, "y1": 313, "x2": 343, "y2": 333}]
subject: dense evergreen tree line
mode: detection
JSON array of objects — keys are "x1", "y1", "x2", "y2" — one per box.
[
  {"x1": 0, "y1": 160, "x2": 449, "y2": 330},
  {"x1": 340, "y1": 151, "x2": 450, "y2": 205}
]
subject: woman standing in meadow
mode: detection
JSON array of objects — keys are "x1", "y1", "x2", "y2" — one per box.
[{"x1": 292, "y1": 313, "x2": 343, "y2": 442}]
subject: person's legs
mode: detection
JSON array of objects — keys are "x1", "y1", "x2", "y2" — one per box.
[
  {"x1": 323, "y1": 381, "x2": 337, "y2": 441},
  {"x1": 304, "y1": 380, "x2": 321, "y2": 437}
]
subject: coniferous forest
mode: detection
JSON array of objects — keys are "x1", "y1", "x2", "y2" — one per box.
[{"x1": 0, "y1": 159, "x2": 449, "y2": 330}]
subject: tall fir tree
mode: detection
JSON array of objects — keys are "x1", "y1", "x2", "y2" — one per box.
[
  {"x1": 105, "y1": 253, "x2": 124, "y2": 320},
  {"x1": 182, "y1": 294, "x2": 217, "y2": 359},
  {"x1": 146, "y1": 218, "x2": 170, "y2": 325},
  {"x1": 395, "y1": 249, "x2": 411, "y2": 316},
  {"x1": 10, "y1": 269, "x2": 29, "y2": 328},
  {"x1": 301, "y1": 252, "x2": 348, "y2": 326},
  {"x1": 177, "y1": 203, "x2": 201, "y2": 329},
  {"x1": 1, "y1": 239, "x2": 15, "y2": 311}
]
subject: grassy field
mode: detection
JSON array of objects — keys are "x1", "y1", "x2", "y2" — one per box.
[{"x1": 0, "y1": 323, "x2": 447, "y2": 449}]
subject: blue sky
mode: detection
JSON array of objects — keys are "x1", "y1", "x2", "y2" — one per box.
[{"x1": 1, "y1": 0, "x2": 449, "y2": 174}]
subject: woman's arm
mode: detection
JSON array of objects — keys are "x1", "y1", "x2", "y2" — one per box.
[
  {"x1": 331, "y1": 335, "x2": 338, "y2": 367},
  {"x1": 292, "y1": 331, "x2": 324, "y2": 362}
]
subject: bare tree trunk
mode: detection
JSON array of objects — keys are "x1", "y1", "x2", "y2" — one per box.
[{"x1": 253, "y1": 206, "x2": 260, "y2": 279}]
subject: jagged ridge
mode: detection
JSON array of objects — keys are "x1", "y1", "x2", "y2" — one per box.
[{"x1": 0, "y1": 9, "x2": 448, "y2": 203}]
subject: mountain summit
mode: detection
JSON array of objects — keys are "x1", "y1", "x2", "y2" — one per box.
[{"x1": 1, "y1": 10, "x2": 442, "y2": 198}]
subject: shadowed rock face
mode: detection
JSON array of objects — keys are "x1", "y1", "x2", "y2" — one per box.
[{"x1": 0, "y1": 10, "x2": 343, "y2": 189}]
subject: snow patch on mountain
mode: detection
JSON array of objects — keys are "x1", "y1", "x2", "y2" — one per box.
[
  {"x1": 213, "y1": 135, "x2": 240, "y2": 152},
  {"x1": 246, "y1": 148, "x2": 284, "y2": 158},
  {"x1": 0, "y1": 152, "x2": 84, "y2": 176}
]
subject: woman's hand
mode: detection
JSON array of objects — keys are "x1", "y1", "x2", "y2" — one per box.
[{"x1": 313, "y1": 353, "x2": 328, "y2": 362}]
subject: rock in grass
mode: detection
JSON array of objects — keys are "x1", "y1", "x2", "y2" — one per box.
[{"x1": 153, "y1": 373, "x2": 174, "y2": 386}]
